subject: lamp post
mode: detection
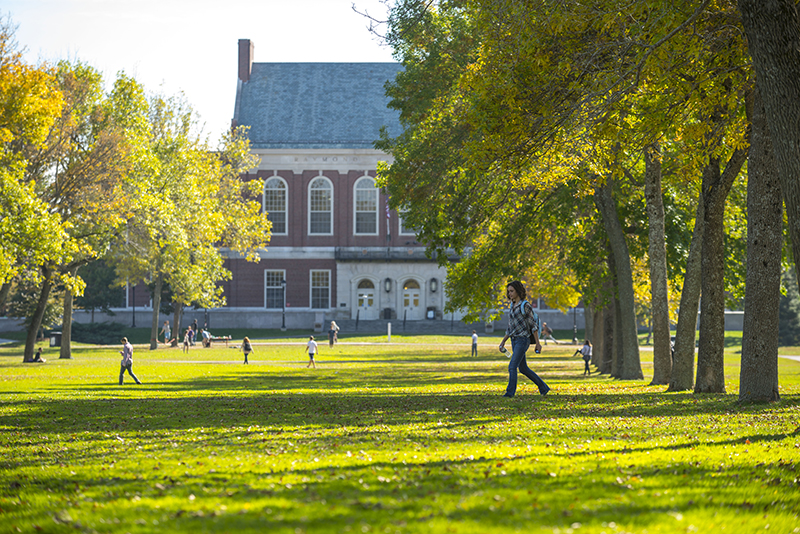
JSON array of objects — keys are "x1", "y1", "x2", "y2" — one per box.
[
  {"x1": 131, "y1": 285, "x2": 136, "y2": 327},
  {"x1": 281, "y1": 279, "x2": 287, "y2": 331},
  {"x1": 572, "y1": 306, "x2": 578, "y2": 344}
]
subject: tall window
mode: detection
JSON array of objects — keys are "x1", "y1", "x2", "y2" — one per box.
[
  {"x1": 399, "y1": 209, "x2": 415, "y2": 235},
  {"x1": 310, "y1": 270, "x2": 330, "y2": 309},
  {"x1": 309, "y1": 176, "x2": 333, "y2": 235},
  {"x1": 354, "y1": 176, "x2": 378, "y2": 235},
  {"x1": 265, "y1": 270, "x2": 285, "y2": 308},
  {"x1": 264, "y1": 176, "x2": 287, "y2": 235}
]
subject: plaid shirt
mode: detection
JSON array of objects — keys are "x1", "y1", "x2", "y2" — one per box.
[{"x1": 505, "y1": 300, "x2": 539, "y2": 339}]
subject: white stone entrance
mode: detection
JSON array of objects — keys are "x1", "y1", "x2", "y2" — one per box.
[
  {"x1": 402, "y1": 279, "x2": 422, "y2": 320},
  {"x1": 356, "y1": 279, "x2": 378, "y2": 320}
]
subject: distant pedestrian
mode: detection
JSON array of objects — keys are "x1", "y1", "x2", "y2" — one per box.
[
  {"x1": 119, "y1": 337, "x2": 142, "y2": 385},
  {"x1": 200, "y1": 328, "x2": 211, "y2": 347},
  {"x1": 471, "y1": 330, "x2": 478, "y2": 357},
  {"x1": 160, "y1": 321, "x2": 171, "y2": 345},
  {"x1": 541, "y1": 322, "x2": 559, "y2": 345},
  {"x1": 327, "y1": 321, "x2": 338, "y2": 347},
  {"x1": 182, "y1": 329, "x2": 190, "y2": 353},
  {"x1": 578, "y1": 340, "x2": 592, "y2": 375},
  {"x1": 498, "y1": 280, "x2": 549, "y2": 397},
  {"x1": 307, "y1": 336, "x2": 317, "y2": 368},
  {"x1": 190, "y1": 319, "x2": 198, "y2": 345},
  {"x1": 241, "y1": 336, "x2": 254, "y2": 364}
]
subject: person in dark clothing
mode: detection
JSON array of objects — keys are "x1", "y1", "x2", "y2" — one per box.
[{"x1": 241, "y1": 336, "x2": 254, "y2": 364}]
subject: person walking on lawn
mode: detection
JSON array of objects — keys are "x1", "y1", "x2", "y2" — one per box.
[
  {"x1": 307, "y1": 336, "x2": 317, "y2": 368},
  {"x1": 498, "y1": 280, "x2": 549, "y2": 397},
  {"x1": 119, "y1": 337, "x2": 142, "y2": 385},
  {"x1": 241, "y1": 336, "x2": 254, "y2": 364}
]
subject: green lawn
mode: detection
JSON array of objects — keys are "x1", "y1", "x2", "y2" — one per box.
[{"x1": 1, "y1": 336, "x2": 799, "y2": 534}]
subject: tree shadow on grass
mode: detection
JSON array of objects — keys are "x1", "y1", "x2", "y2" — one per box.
[{"x1": 5, "y1": 435, "x2": 797, "y2": 534}]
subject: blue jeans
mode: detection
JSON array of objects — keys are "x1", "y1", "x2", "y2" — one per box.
[
  {"x1": 119, "y1": 363, "x2": 141, "y2": 385},
  {"x1": 472, "y1": 343, "x2": 478, "y2": 357},
  {"x1": 506, "y1": 337, "x2": 548, "y2": 396}
]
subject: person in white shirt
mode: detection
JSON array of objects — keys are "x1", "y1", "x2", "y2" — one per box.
[
  {"x1": 578, "y1": 340, "x2": 593, "y2": 375},
  {"x1": 471, "y1": 330, "x2": 478, "y2": 357},
  {"x1": 119, "y1": 337, "x2": 142, "y2": 385},
  {"x1": 306, "y1": 336, "x2": 318, "y2": 368}
]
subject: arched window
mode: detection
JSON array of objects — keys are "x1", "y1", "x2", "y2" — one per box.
[
  {"x1": 308, "y1": 176, "x2": 333, "y2": 235},
  {"x1": 403, "y1": 280, "x2": 420, "y2": 290},
  {"x1": 354, "y1": 176, "x2": 378, "y2": 235},
  {"x1": 263, "y1": 176, "x2": 287, "y2": 235}
]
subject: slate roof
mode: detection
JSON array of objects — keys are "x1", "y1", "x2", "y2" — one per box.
[{"x1": 233, "y1": 63, "x2": 404, "y2": 150}]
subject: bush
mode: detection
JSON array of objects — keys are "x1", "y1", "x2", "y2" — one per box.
[{"x1": 70, "y1": 322, "x2": 127, "y2": 345}]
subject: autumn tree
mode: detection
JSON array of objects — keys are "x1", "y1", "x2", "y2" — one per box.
[
  {"x1": 111, "y1": 91, "x2": 270, "y2": 350},
  {"x1": 16, "y1": 61, "x2": 132, "y2": 361},
  {"x1": 0, "y1": 18, "x2": 66, "y2": 300}
]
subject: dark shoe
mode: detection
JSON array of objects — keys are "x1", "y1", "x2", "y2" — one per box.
[
  {"x1": 501, "y1": 394, "x2": 514, "y2": 398},
  {"x1": 540, "y1": 386, "x2": 550, "y2": 396}
]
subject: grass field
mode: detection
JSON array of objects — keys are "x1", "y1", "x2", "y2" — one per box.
[{"x1": 1, "y1": 334, "x2": 799, "y2": 534}]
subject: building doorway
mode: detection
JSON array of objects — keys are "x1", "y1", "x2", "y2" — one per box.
[
  {"x1": 357, "y1": 279, "x2": 378, "y2": 320},
  {"x1": 402, "y1": 279, "x2": 422, "y2": 320}
]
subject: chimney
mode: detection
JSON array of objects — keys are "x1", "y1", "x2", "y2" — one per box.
[{"x1": 238, "y1": 39, "x2": 254, "y2": 82}]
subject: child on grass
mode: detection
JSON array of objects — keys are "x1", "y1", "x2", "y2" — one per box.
[{"x1": 307, "y1": 336, "x2": 317, "y2": 368}]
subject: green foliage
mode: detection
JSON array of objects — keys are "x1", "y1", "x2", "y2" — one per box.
[
  {"x1": 70, "y1": 321, "x2": 126, "y2": 345},
  {"x1": 0, "y1": 18, "x2": 68, "y2": 283},
  {"x1": 74, "y1": 259, "x2": 125, "y2": 314},
  {"x1": 6, "y1": 272, "x2": 62, "y2": 329},
  {"x1": 0, "y1": 337, "x2": 798, "y2": 533},
  {"x1": 378, "y1": 0, "x2": 752, "y2": 324}
]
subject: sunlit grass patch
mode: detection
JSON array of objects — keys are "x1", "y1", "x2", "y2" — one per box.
[{"x1": 1, "y1": 336, "x2": 798, "y2": 533}]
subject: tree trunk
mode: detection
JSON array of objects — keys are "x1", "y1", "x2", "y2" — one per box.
[
  {"x1": 738, "y1": 0, "x2": 800, "y2": 288},
  {"x1": 695, "y1": 145, "x2": 749, "y2": 394},
  {"x1": 644, "y1": 144, "x2": 672, "y2": 385},
  {"x1": 171, "y1": 301, "x2": 184, "y2": 347},
  {"x1": 594, "y1": 179, "x2": 643, "y2": 379},
  {"x1": 668, "y1": 189, "x2": 704, "y2": 391},
  {"x1": 600, "y1": 289, "x2": 614, "y2": 375},
  {"x1": 0, "y1": 281, "x2": 11, "y2": 310},
  {"x1": 150, "y1": 274, "x2": 163, "y2": 350},
  {"x1": 24, "y1": 266, "x2": 55, "y2": 362},
  {"x1": 591, "y1": 301, "x2": 603, "y2": 367},
  {"x1": 59, "y1": 266, "x2": 79, "y2": 360},
  {"x1": 740, "y1": 86, "x2": 781, "y2": 403},
  {"x1": 583, "y1": 303, "x2": 594, "y2": 345}
]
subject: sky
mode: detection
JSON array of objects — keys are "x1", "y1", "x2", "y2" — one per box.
[{"x1": 4, "y1": 0, "x2": 396, "y2": 142}]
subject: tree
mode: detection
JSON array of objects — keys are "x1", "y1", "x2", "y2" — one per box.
[
  {"x1": 0, "y1": 17, "x2": 66, "y2": 292},
  {"x1": 739, "y1": 86, "x2": 781, "y2": 402},
  {"x1": 74, "y1": 259, "x2": 125, "y2": 321},
  {"x1": 644, "y1": 145, "x2": 672, "y2": 385},
  {"x1": 20, "y1": 62, "x2": 131, "y2": 361},
  {"x1": 111, "y1": 91, "x2": 270, "y2": 350},
  {"x1": 594, "y1": 178, "x2": 643, "y2": 379},
  {"x1": 738, "y1": 0, "x2": 800, "y2": 289}
]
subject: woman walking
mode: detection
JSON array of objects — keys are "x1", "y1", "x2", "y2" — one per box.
[
  {"x1": 498, "y1": 280, "x2": 549, "y2": 397},
  {"x1": 241, "y1": 336, "x2": 254, "y2": 364}
]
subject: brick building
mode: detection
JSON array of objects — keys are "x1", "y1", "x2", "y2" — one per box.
[{"x1": 188, "y1": 39, "x2": 451, "y2": 330}]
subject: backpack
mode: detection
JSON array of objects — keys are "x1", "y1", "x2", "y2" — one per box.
[{"x1": 522, "y1": 300, "x2": 541, "y2": 344}]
